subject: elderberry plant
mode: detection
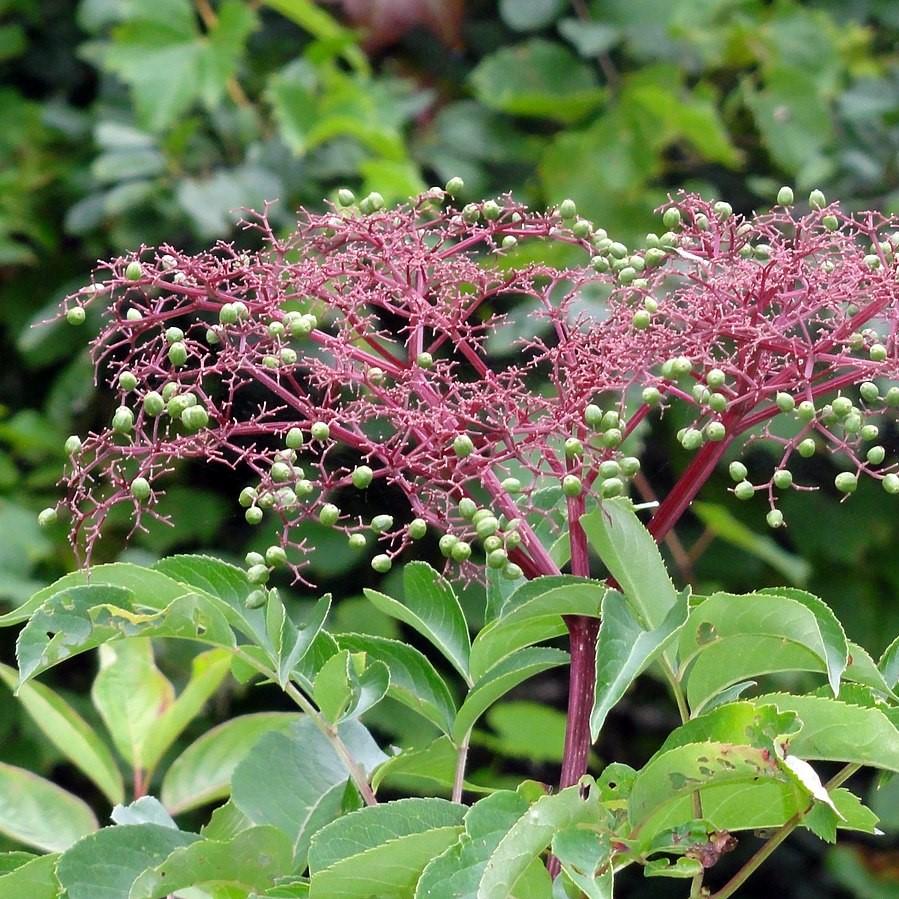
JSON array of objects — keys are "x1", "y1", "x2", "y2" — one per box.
[{"x1": 4, "y1": 184, "x2": 898, "y2": 898}]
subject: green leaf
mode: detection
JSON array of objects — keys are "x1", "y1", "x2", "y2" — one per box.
[
  {"x1": 56, "y1": 823, "x2": 197, "y2": 899},
  {"x1": 581, "y1": 499, "x2": 677, "y2": 629},
  {"x1": 364, "y1": 561, "x2": 471, "y2": 683},
  {"x1": 262, "y1": 0, "x2": 366, "y2": 70},
  {"x1": 0, "y1": 661, "x2": 123, "y2": 805},
  {"x1": 337, "y1": 633, "x2": 456, "y2": 735},
  {"x1": 112, "y1": 796, "x2": 177, "y2": 829},
  {"x1": 879, "y1": 634, "x2": 899, "y2": 689},
  {"x1": 499, "y1": 0, "x2": 565, "y2": 31},
  {"x1": 551, "y1": 828, "x2": 612, "y2": 899},
  {"x1": 591, "y1": 587, "x2": 689, "y2": 739},
  {"x1": 453, "y1": 647, "x2": 568, "y2": 742},
  {"x1": 161, "y1": 712, "x2": 298, "y2": 814},
  {"x1": 475, "y1": 702, "x2": 569, "y2": 765},
  {"x1": 415, "y1": 791, "x2": 530, "y2": 898},
  {"x1": 627, "y1": 742, "x2": 791, "y2": 841},
  {"x1": 91, "y1": 638, "x2": 175, "y2": 772},
  {"x1": 16, "y1": 585, "x2": 235, "y2": 686},
  {"x1": 0, "y1": 762, "x2": 97, "y2": 852},
  {"x1": 312, "y1": 649, "x2": 390, "y2": 724},
  {"x1": 231, "y1": 717, "x2": 386, "y2": 868},
  {"x1": 141, "y1": 647, "x2": 232, "y2": 771},
  {"x1": 196, "y1": 0, "x2": 257, "y2": 107},
  {"x1": 308, "y1": 798, "x2": 465, "y2": 899},
  {"x1": 469, "y1": 578, "x2": 604, "y2": 681},
  {"x1": 470, "y1": 39, "x2": 604, "y2": 123},
  {"x1": 129, "y1": 825, "x2": 292, "y2": 898},
  {"x1": 267, "y1": 592, "x2": 331, "y2": 689},
  {"x1": 372, "y1": 736, "x2": 491, "y2": 797},
  {"x1": 478, "y1": 781, "x2": 602, "y2": 898},
  {"x1": 755, "y1": 693, "x2": 899, "y2": 772},
  {"x1": 692, "y1": 502, "x2": 811, "y2": 585},
  {"x1": 0, "y1": 853, "x2": 60, "y2": 899}
]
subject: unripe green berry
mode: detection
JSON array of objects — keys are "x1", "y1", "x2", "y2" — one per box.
[
  {"x1": 294, "y1": 479, "x2": 314, "y2": 497},
  {"x1": 482, "y1": 200, "x2": 502, "y2": 221},
  {"x1": 475, "y1": 516, "x2": 499, "y2": 538},
  {"x1": 775, "y1": 392, "x2": 795, "y2": 413},
  {"x1": 621, "y1": 456, "x2": 642, "y2": 477},
  {"x1": 408, "y1": 518, "x2": 427, "y2": 539},
  {"x1": 451, "y1": 541, "x2": 472, "y2": 562},
  {"x1": 708, "y1": 392, "x2": 727, "y2": 413},
  {"x1": 869, "y1": 343, "x2": 888, "y2": 362},
  {"x1": 118, "y1": 370, "x2": 139, "y2": 392},
  {"x1": 860, "y1": 382, "x2": 880, "y2": 403},
  {"x1": 165, "y1": 327, "x2": 184, "y2": 345},
  {"x1": 112, "y1": 406, "x2": 134, "y2": 434},
  {"x1": 453, "y1": 434, "x2": 474, "y2": 457},
  {"x1": 843, "y1": 413, "x2": 863, "y2": 434},
  {"x1": 572, "y1": 219, "x2": 591, "y2": 238},
  {"x1": 798, "y1": 438, "x2": 817, "y2": 458},
  {"x1": 125, "y1": 260, "x2": 143, "y2": 281},
  {"x1": 681, "y1": 428, "x2": 703, "y2": 450},
  {"x1": 265, "y1": 546, "x2": 288, "y2": 567},
  {"x1": 319, "y1": 503, "x2": 340, "y2": 526},
  {"x1": 364, "y1": 192, "x2": 384, "y2": 212},
  {"x1": 632, "y1": 310, "x2": 651, "y2": 330},
  {"x1": 38, "y1": 507, "x2": 58, "y2": 528},
  {"x1": 864, "y1": 254, "x2": 881, "y2": 271},
  {"x1": 883, "y1": 473, "x2": 899, "y2": 495},
  {"x1": 66, "y1": 306, "x2": 86, "y2": 326},
  {"x1": 238, "y1": 487, "x2": 257, "y2": 507},
  {"x1": 245, "y1": 506, "x2": 263, "y2": 525},
  {"x1": 130, "y1": 477, "x2": 151, "y2": 501},
  {"x1": 662, "y1": 207, "x2": 681, "y2": 229},
  {"x1": 483, "y1": 535, "x2": 503, "y2": 553},
  {"x1": 370, "y1": 553, "x2": 392, "y2": 573},
  {"x1": 834, "y1": 472, "x2": 858, "y2": 494},
  {"x1": 458, "y1": 498, "x2": 478, "y2": 519},
  {"x1": 487, "y1": 548, "x2": 509, "y2": 569},
  {"x1": 352, "y1": 465, "x2": 374, "y2": 489},
  {"x1": 822, "y1": 214, "x2": 838, "y2": 231},
  {"x1": 562, "y1": 474, "x2": 582, "y2": 497},
  {"x1": 445, "y1": 176, "x2": 464, "y2": 195},
  {"x1": 809, "y1": 189, "x2": 826, "y2": 209},
  {"x1": 310, "y1": 422, "x2": 330, "y2": 441},
  {"x1": 271, "y1": 462, "x2": 292, "y2": 484},
  {"x1": 501, "y1": 235, "x2": 518, "y2": 250},
  {"x1": 348, "y1": 533, "x2": 367, "y2": 549},
  {"x1": 754, "y1": 243, "x2": 771, "y2": 260},
  {"x1": 886, "y1": 387, "x2": 899, "y2": 407},
  {"x1": 705, "y1": 421, "x2": 726, "y2": 442},
  {"x1": 371, "y1": 514, "x2": 394, "y2": 533},
  {"x1": 796, "y1": 400, "x2": 816, "y2": 422},
  {"x1": 602, "y1": 428, "x2": 623, "y2": 448},
  {"x1": 695, "y1": 213, "x2": 710, "y2": 231},
  {"x1": 832, "y1": 396, "x2": 853, "y2": 418},
  {"x1": 671, "y1": 356, "x2": 693, "y2": 377},
  {"x1": 219, "y1": 303, "x2": 238, "y2": 325},
  {"x1": 600, "y1": 477, "x2": 624, "y2": 498},
  {"x1": 861, "y1": 424, "x2": 879, "y2": 441},
  {"x1": 734, "y1": 480, "x2": 755, "y2": 500},
  {"x1": 181, "y1": 405, "x2": 209, "y2": 431},
  {"x1": 168, "y1": 341, "x2": 188, "y2": 367},
  {"x1": 247, "y1": 564, "x2": 270, "y2": 585},
  {"x1": 472, "y1": 509, "x2": 493, "y2": 525},
  {"x1": 766, "y1": 509, "x2": 785, "y2": 528},
  {"x1": 608, "y1": 241, "x2": 628, "y2": 259},
  {"x1": 285, "y1": 427, "x2": 304, "y2": 449},
  {"x1": 337, "y1": 188, "x2": 355, "y2": 207},
  {"x1": 280, "y1": 348, "x2": 297, "y2": 366},
  {"x1": 438, "y1": 534, "x2": 459, "y2": 557},
  {"x1": 867, "y1": 445, "x2": 886, "y2": 465},
  {"x1": 599, "y1": 460, "x2": 620, "y2": 478},
  {"x1": 584, "y1": 404, "x2": 603, "y2": 427},
  {"x1": 729, "y1": 461, "x2": 748, "y2": 482},
  {"x1": 642, "y1": 386, "x2": 661, "y2": 406},
  {"x1": 714, "y1": 201, "x2": 732, "y2": 220},
  {"x1": 263, "y1": 355, "x2": 279, "y2": 369},
  {"x1": 558, "y1": 198, "x2": 577, "y2": 220},
  {"x1": 245, "y1": 552, "x2": 265, "y2": 567},
  {"x1": 706, "y1": 368, "x2": 726, "y2": 388},
  {"x1": 777, "y1": 186, "x2": 794, "y2": 205},
  {"x1": 501, "y1": 477, "x2": 522, "y2": 494},
  {"x1": 64, "y1": 435, "x2": 82, "y2": 455},
  {"x1": 126, "y1": 308, "x2": 142, "y2": 321},
  {"x1": 564, "y1": 437, "x2": 583, "y2": 458},
  {"x1": 773, "y1": 469, "x2": 793, "y2": 489},
  {"x1": 503, "y1": 563, "x2": 523, "y2": 580},
  {"x1": 245, "y1": 589, "x2": 268, "y2": 609}
]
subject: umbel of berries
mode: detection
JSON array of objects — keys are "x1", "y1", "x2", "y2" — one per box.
[{"x1": 58, "y1": 184, "x2": 899, "y2": 789}]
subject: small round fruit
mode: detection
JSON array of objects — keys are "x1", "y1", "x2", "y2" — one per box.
[
  {"x1": 708, "y1": 393, "x2": 727, "y2": 413},
  {"x1": 797, "y1": 438, "x2": 817, "y2": 458},
  {"x1": 181, "y1": 405, "x2": 209, "y2": 431},
  {"x1": 867, "y1": 445, "x2": 886, "y2": 465},
  {"x1": 861, "y1": 424, "x2": 879, "y2": 441},
  {"x1": 734, "y1": 480, "x2": 755, "y2": 500},
  {"x1": 777, "y1": 186, "x2": 794, "y2": 205},
  {"x1": 796, "y1": 400, "x2": 816, "y2": 422},
  {"x1": 245, "y1": 552, "x2": 265, "y2": 567},
  {"x1": 475, "y1": 516, "x2": 499, "y2": 539},
  {"x1": 112, "y1": 406, "x2": 134, "y2": 434},
  {"x1": 372, "y1": 554, "x2": 392, "y2": 573},
  {"x1": 416, "y1": 352, "x2": 434, "y2": 369},
  {"x1": 766, "y1": 509, "x2": 785, "y2": 528},
  {"x1": 501, "y1": 477, "x2": 522, "y2": 493},
  {"x1": 310, "y1": 421, "x2": 330, "y2": 441},
  {"x1": 601, "y1": 477, "x2": 624, "y2": 498},
  {"x1": 662, "y1": 207, "x2": 681, "y2": 229},
  {"x1": 809, "y1": 189, "x2": 826, "y2": 209},
  {"x1": 487, "y1": 548, "x2": 509, "y2": 569},
  {"x1": 832, "y1": 396, "x2": 853, "y2": 418},
  {"x1": 728, "y1": 461, "x2": 748, "y2": 482},
  {"x1": 565, "y1": 437, "x2": 583, "y2": 458},
  {"x1": 453, "y1": 434, "x2": 474, "y2": 457},
  {"x1": 285, "y1": 427, "x2": 304, "y2": 449},
  {"x1": 451, "y1": 541, "x2": 472, "y2": 562},
  {"x1": 599, "y1": 460, "x2": 620, "y2": 478},
  {"x1": 503, "y1": 563, "x2": 523, "y2": 580},
  {"x1": 559, "y1": 198, "x2": 577, "y2": 220},
  {"x1": 775, "y1": 392, "x2": 795, "y2": 413},
  {"x1": 706, "y1": 368, "x2": 726, "y2": 388},
  {"x1": 870, "y1": 343, "x2": 888, "y2": 362},
  {"x1": 705, "y1": 422, "x2": 726, "y2": 442},
  {"x1": 125, "y1": 260, "x2": 143, "y2": 281},
  {"x1": 642, "y1": 386, "x2": 661, "y2": 405},
  {"x1": 245, "y1": 507, "x2": 263, "y2": 525},
  {"x1": 118, "y1": 370, "x2": 138, "y2": 391},
  {"x1": 458, "y1": 498, "x2": 478, "y2": 519},
  {"x1": 371, "y1": 514, "x2": 394, "y2": 533},
  {"x1": 143, "y1": 392, "x2": 165, "y2": 416},
  {"x1": 130, "y1": 477, "x2": 151, "y2": 501},
  {"x1": 319, "y1": 503, "x2": 340, "y2": 526},
  {"x1": 352, "y1": 465, "x2": 374, "y2": 489},
  {"x1": 834, "y1": 472, "x2": 858, "y2": 494},
  {"x1": 265, "y1": 546, "x2": 288, "y2": 567},
  {"x1": 632, "y1": 310, "x2": 651, "y2": 330},
  {"x1": 337, "y1": 188, "x2": 355, "y2": 206},
  {"x1": 562, "y1": 474, "x2": 582, "y2": 497},
  {"x1": 620, "y1": 456, "x2": 641, "y2": 477},
  {"x1": 681, "y1": 428, "x2": 703, "y2": 450},
  {"x1": 38, "y1": 507, "x2": 58, "y2": 528},
  {"x1": 860, "y1": 381, "x2": 880, "y2": 403},
  {"x1": 883, "y1": 473, "x2": 899, "y2": 495},
  {"x1": 66, "y1": 306, "x2": 86, "y2": 326},
  {"x1": 165, "y1": 326, "x2": 184, "y2": 345},
  {"x1": 247, "y1": 564, "x2": 270, "y2": 585},
  {"x1": 445, "y1": 176, "x2": 464, "y2": 195},
  {"x1": 245, "y1": 589, "x2": 268, "y2": 609},
  {"x1": 64, "y1": 435, "x2": 82, "y2": 455},
  {"x1": 238, "y1": 487, "x2": 257, "y2": 508},
  {"x1": 584, "y1": 404, "x2": 603, "y2": 427},
  {"x1": 773, "y1": 469, "x2": 793, "y2": 489},
  {"x1": 168, "y1": 342, "x2": 188, "y2": 367},
  {"x1": 408, "y1": 518, "x2": 427, "y2": 539},
  {"x1": 348, "y1": 533, "x2": 367, "y2": 550},
  {"x1": 602, "y1": 428, "x2": 623, "y2": 448}
]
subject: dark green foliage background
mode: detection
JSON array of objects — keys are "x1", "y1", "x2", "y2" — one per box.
[{"x1": 2, "y1": 1, "x2": 899, "y2": 894}]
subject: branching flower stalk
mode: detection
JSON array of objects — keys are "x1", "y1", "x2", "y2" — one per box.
[{"x1": 54, "y1": 184, "x2": 899, "y2": 790}]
